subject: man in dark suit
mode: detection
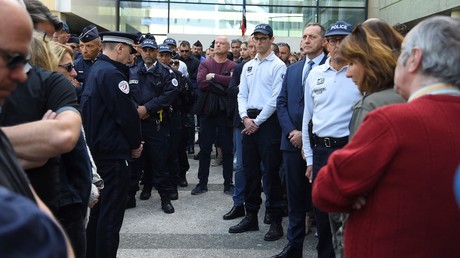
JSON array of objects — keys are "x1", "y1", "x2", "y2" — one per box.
[{"x1": 271, "y1": 23, "x2": 328, "y2": 258}]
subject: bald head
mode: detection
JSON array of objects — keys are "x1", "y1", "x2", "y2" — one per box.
[{"x1": 0, "y1": 0, "x2": 33, "y2": 105}]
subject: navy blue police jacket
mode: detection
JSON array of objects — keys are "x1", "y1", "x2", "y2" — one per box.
[
  {"x1": 80, "y1": 54, "x2": 142, "y2": 160},
  {"x1": 74, "y1": 55, "x2": 98, "y2": 100},
  {"x1": 129, "y1": 61, "x2": 178, "y2": 117}
]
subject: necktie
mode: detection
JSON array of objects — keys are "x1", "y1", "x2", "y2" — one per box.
[{"x1": 302, "y1": 60, "x2": 314, "y2": 92}]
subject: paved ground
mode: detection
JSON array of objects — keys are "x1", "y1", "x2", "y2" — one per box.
[{"x1": 118, "y1": 147, "x2": 318, "y2": 258}]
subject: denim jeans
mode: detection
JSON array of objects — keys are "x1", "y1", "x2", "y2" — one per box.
[{"x1": 232, "y1": 126, "x2": 245, "y2": 206}]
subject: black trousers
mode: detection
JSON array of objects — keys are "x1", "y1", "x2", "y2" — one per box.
[
  {"x1": 57, "y1": 203, "x2": 86, "y2": 258},
  {"x1": 243, "y1": 114, "x2": 283, "y2": 222},
  {"x1": 141, "y1": 121, "x2": 173, "y2": 198},
  {"x1": 86, "y1": 159, "x2": 130, "y2": 258},
  {"x1": 312, "y1": 145, "x2": 341, "y2": 258},
  {"x1": 197, "y1": 115, "x2": 233, "y2": 187},
  {"x1": 168, "y1": 111, "x2": 182, "y2": 186}
]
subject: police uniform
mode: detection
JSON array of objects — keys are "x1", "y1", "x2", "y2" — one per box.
[
  {"x1": 74, "y1": 24, "x2": 100, "y2": 101},
  {"x1": 80, "y1": 31, "x2": 142, "y2": 258},
  {"x1": 301, "y1": 21, "x2": 362, "y2": 258},
  {"x1": 232, "y1": 24, "x2": 287, "y2": 241},
  {"x1": 166, "y1": 48, "x2": 197, "y2": 196},
  {"x1": 128, "y1": 39, "x2": 179, "y2": 213}
]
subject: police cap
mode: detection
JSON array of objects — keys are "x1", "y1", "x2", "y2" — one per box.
[
  {"x1": 252, "y1": 23, "x2": 273, "y2": 38},
  {"x1": 79, "y1": 24, "x2": 99, "y2": 43},
  {"x1": 325, "y1": 21, "x2": 353, "y2": 37},
  {"x1": 67, "y1": 36, "x2": 79, "y2": 44},
  {"x1": 163, "y1": 37, "x2": 177, "y2": 46},
  {"x1": 158, "y1": 44, "x2": 172, "y2": 54},
  {"x1": 100, "y1": 31, "x2": 138, "y2": 54},
  {"x1": 141, "y1": 39, "x2": 158, "y2": 49}
]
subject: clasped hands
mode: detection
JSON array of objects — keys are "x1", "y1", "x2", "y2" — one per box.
[{"x1": 241, "y1": 117, "x2": 259, "y2": 135}]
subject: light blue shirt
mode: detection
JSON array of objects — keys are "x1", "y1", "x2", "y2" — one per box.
[
  {"x1": 301, "y1": 57, "x2": 362, "y2": 165},
  {"x1": 238, "y1": 51, "x2": 287, "y2": 126},
  {"x1": 302, "y1": 53, "x2": 325, "y2": 82}
]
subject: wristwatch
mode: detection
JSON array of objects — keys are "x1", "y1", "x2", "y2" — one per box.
[{"x1": 241, "y1": 116, "x2": 248, "y2": 123}]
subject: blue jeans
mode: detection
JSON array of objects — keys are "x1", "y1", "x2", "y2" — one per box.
[{"x1": 232, "y1": 126, "x2": 245, "y2": 206}]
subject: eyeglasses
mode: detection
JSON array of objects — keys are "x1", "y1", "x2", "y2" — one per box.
[
  {"x1": 169, "y1": 61, "x2": 180, "y2": 66},
  {"x1": 0, "y1": 48, "x2": 30, "y2": 70},
  {"x1": 180, "y1": 50, "x2": 189, "y2": 53},
  {"x1": 327, "y1": 37, "x2": 345, "y2": 46},
  {"x1": 252, "y1": 36, "x2": 270, "y2": 43},
  {"x1": 58, "y1": 63, "x2": 75, "y2": 73}
]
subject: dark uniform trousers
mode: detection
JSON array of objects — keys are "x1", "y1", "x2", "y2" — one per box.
[
  {"x1": 168, "y1": 110, "x2": 182, "y2": 186},
  {"x1": 243, "y1": 114, "x2": 283, "y2": 221},
  {"x1": 197, "y1": 114, "x2": 233, "y2": 188},
  {"x1": 312, "y1": 145, "x2": 342, "y2": 258},
  {"x1": 178, "y1": 113, "x2": 191, "y2": 180},
  {"x1": 283, "y1": 150, "x2": 310, "y2": 248},
  {"x1": 141, "y1": 120, "x2": 173, "y2": 198},
  {"x1": 86, "y1": 159, "x2": 131, "y2": 258}
]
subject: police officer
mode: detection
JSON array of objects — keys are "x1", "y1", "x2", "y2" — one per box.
[
  {"x1": 74, "y1": 24, "x2": 101, "y2": 100},
  {"x1": 157, "y1": 44, "x2": 197, "y2": 198},
  {"x1": 80, "y1": 31, "x2": 143, "y2": 258},
  {"x1": 129, "y1": 39, "x2": 179, "y2": 214}
]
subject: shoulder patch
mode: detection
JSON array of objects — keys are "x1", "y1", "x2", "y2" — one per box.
[
  {"x1": 171, "y1": 78, "x2": 179, "y2": 87},
  {"x1": 118, "y1": 80, "x2": 130, "y2": 94}
]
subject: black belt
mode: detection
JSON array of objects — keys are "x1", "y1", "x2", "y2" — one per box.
[
  {"x1": 247, "y1": 108, "x2": 262, "y2": 119},
  {"x1": 312, "y1": 134, "x2": 348, "y2": 148}
]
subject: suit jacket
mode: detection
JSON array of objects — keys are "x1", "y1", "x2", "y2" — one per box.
[{"x1": 277, "y1": 55, "x2": 327, "y2": 152}]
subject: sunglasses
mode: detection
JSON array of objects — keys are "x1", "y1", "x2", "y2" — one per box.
[
  {"x1": 180, "y1": 50, "x2": 189, "y2": 53},
  {"x1": 169, "y1": 61, "x2": 180, "y2": 66},
  {"x1": 58, "y1": 63, "x2": 75, "y2": 73},
  {"x1": 0, "y1": 48, "x2": 30, "y2": 70}
]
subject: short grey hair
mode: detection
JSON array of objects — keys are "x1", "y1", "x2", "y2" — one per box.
[{"x1": 399, "y1": 16, "x2": 460, "y2": 87}]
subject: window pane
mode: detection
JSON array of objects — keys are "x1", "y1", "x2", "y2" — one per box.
[
  {"x1": 120, "y1": 1, "x2": 169, "y2": 34},
  {"x1": 318, "y1": 0, "x2": 366, "y2": 7},
  {"x1": 318, "y1": 7, "x2": 366, "y2": 28}
]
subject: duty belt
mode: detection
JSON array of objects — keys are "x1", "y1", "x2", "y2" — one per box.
[{"x1": 312, "y1": 134, "x2": 348, "y2": 148}]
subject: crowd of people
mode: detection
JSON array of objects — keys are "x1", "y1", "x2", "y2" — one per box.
[{"x1": 0, "y1": 0, "x2": 459, "y2": 257}]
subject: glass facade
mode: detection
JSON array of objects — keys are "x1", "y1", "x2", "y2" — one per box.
[{"x1": 120, "y1": 0, "x2": 367, "y2": 37}]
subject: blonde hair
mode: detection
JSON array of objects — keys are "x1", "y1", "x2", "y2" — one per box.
[
  {"x1": 50, "y1": 41, "x2": 74, "y2": 65},
  {"x1": 29, "y1": 30, "x2": 58, "y2": 71}
]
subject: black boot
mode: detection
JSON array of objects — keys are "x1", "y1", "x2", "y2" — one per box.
[
  {"x1": 223, "y1": 205, "x2": 245, "y2": 220},
  {"x1": 264, "y1": 221, "x2": 283, "y2": 241},
  {"x1": 270, "y1": 244, "x2": 302, "y2": 258},
  {"x1": 264, "y1": 211, "x2": 271, "y2": 224},
  {"x1": 161, "y1": 198, "x2": 175, "y2": 214},
  {"x1": 140, "y1": 185, "x2": 152, "y2": 200},
  {"x1": 170, "y1": 189, "x2": 179, "y2": 200},
  {"x1": 229, "y1": 213, "x2": 258, "y2": 233}
]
